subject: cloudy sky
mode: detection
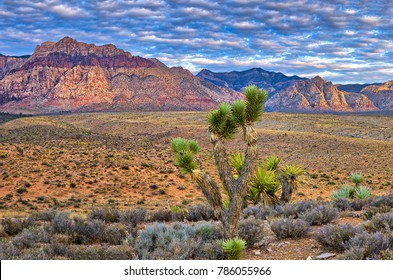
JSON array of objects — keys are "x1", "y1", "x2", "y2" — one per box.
[{"x1": 0, "y1": 0, "x2": 392, "y2": 84}]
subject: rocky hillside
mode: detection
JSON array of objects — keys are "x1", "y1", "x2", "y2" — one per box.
[
  {"x1": 265, "y1": 76, "x2": 377, "y2": 112},
  {"x1": 0, "y1": 37, "x2": 241, "y2": 114},
  {"x1": 197, "y1": 68, "x2": 305, "y2": 94},
  {"x1": 0, "y1": 54, "x2": 28, "y2": 80},
  {"x1": 360, "y1": 81, "x2": 393, "y2": 110}
]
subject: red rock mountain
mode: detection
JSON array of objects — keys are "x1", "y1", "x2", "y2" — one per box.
[
  {"x1": 0, "y1": 54, "x2": 28, "y2": 80},
  {"x1": 0, "y1": 37, "x2": 241, "y2": 114},
  {"x1": 265, "y1": 76, "x2": 378, "y2": 112},
  {"x1": 360, "y1": 81, "x2": 393, "y2": 110}
]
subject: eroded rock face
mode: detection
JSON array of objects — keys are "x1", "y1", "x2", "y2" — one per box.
[
  {"x1": 265, "y1": 76, "x2": 378, "y2": 112},
  {"x1": 0, "y1": 55, "x2": 28, "y2": 80},
  {"x1": 361, "y1": 81, "x2": 393, "y2": 110},
  {"x1": 0, "y1": 37, "x2": 241, "y2": 114}
]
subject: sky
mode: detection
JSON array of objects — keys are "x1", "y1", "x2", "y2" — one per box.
[{"x1": 0, "y1": 0, "x2": 392, "y2": 84}]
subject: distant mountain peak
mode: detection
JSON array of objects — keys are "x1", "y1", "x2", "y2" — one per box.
[
  {"x1": 196, "y1": 67, "x2": 305, "y2": 93},
  {"x1": 31, "y1": 36, "x2": 132, "y2": 59}
]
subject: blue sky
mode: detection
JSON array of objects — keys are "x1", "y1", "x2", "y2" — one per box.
[{"x1": 0, "y1": 0, "x2": 392, "y2": 84}]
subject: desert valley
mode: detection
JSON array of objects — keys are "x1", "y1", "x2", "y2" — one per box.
[{"x1": 0, "y1": 37, "x2": 392, "y2": 261}]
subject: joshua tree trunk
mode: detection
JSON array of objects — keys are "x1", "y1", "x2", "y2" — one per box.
[{"x1": 279, "y1": 174, "x2": 291, "y2": 204}]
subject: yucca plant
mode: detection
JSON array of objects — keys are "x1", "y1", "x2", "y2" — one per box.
[
  {"x1": 229, "y1": 152, "x2": 243, "y2": 179},
  {"x1": 248, "y1": 166, "x2": 279, "y2": 206},
  {"x1": 264, "y1": 155, "x2": 281, "y2": 171},
  {"x1": 279, "y1": 164, "x2": 304, "y2": 203},
  {"x1": 331, "y1": 184, "x2": 352, "y2": 201},
  {"x1": 222, "y1": 237, "x2": 246, "y2": 260},
  {"x1": 353, "y1": 186, "x2": 371, "y2": 199},
  {"x1": 350, "y1": 173, "x2": 363, "y2": 188}
]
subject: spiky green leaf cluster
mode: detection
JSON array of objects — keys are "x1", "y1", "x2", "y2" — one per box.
[
  {"x1": 222, "y1": 237, "x2": 246, "y2": 260},
  {"x1": 170, "y1": 138, "x2": 200, "y2": 174},
  {"x1": 331, "y1": 184, "x2": 352, "y2": 201},
  {"x1": 229, "y1": 151, "x2": 244, "y2": 177},
  {"x1": 244, "y1": 85, "x2": 268, "y2": 124},
  {"x1": 207, "y1": 103, "x2": 238, "y2": 139},
  {"x1": 281, "y1": 164, "x2": 304, "y2": 181},
  {"x1": 232, "y1": 100, "x2": 246, "y2": 126},
  {"x1": 264, "y1": 155, "x2": 281, "y2": 171},
  {"x1": 350, "y1": 172, "x2": 363, "y2": 186},
  {"x1": 248, "y1": 166, "x2": 279, "y2": 206},
  {"x1": 353, "y1": 186, "x2": 371, "y2": 199}
]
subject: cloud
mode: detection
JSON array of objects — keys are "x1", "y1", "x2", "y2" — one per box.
[
  {"x1": 0, "y1": 0, "x2": 393, "y2": 84},
  {"x1": 50, "y1": 4, "x2": 87, "y2": 18}
]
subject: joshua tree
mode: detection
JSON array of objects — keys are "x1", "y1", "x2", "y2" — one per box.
[{"x1": 170, "y1": 85, "x2": 267, "y2": 238}]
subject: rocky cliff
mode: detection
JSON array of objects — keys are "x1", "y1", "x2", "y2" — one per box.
[
  {"x1": 265, "y1": 76, "x2": 378, "y2": 112},
  {"x1": 0, "y1": 54, "x2": 28, "y2": 80},
  {"x1": 360, "y1": 81, "x2": 393, "y2": 110},
  {"x1": 0, "y1": 37, "x2": 241, "y2": 114}
]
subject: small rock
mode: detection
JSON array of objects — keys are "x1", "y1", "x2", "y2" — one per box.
[
  {"x1": 149, "y1": 184, "x2": 158, "y2": 190},
  {"x1": 306, "y1": 256, "x2": 313, "y2": 260},
  {"x1": 266, "y1": 248, "x2": 273, "y2": 253},
  {"x1": 255, "y1": 240, "x2": 267, "y2": 247},
  {"x1": 315, "y1": 253, "x2": 336, "y2": 260},
  {"x1": 254, "y1": 250, "x2": 261, "y2": 256},
  {"x1": 277, "y1": 242, "x2": 285, "y2": 247},
  {"x1": 284, "y1": 241, "x2": 290, "y2": 244}
]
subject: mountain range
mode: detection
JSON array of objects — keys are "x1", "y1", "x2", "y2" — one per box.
[
  {"x1": 197, "y1": 69, "x2": 393, "y2": 112},
  {"x1": 0, "y1": 37, "x2": 240, "y2": 114},
  {"x1": 0, "y1": 37, "x2": 392, "y2": 114}
]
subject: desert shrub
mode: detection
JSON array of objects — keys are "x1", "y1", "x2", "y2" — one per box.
[
  {"x1": 332, "y1": 198, "x2": 352, "y2": 211},
  {"x1": 66, "y1": 244, "x2": 105, "y2": 260},
  {"x1": 242, "y1": 204, "x2": 276, "y2": 220},
  {"x1": 103, "y1": 223, "x2": 128, "y2": 245},
  {"x1": 70, "y1": 217, "x2": 105, "y2": 244},
  {"x1": 187, "y1": 204, "x2": 215, "y2": 221},
  {"x1": 363, "y1": 205, "x2": 391, "y2": 220},
  {"x1": 0, "y1": 241, "x2": 19, "y2": 259},
  {"x1": 279, "y1": 200, "x2": 318, "y2": 218},
  {"x1": 134, "y1": 222, "x2": 223, "y2": 260},
  {"x1": 13, "y1": 226, "x2": 51, "y2": 249},
  {"x1": 353, "y1": 186, "x2": 371, "y2": 199},
  {"x1": 366, "y1": 194, "x2": 393, "y2": 208},
  {"x1": 120, "y1": 208, "x2": 146, "y2": 226},
  {"x1": 50, "y1": 212, "x2": 74, "y2": 234},
  {"x1": 19, "y1": 247, "x2": 50, "y2": 260},
  {"x1": 103, "y1": 245, "x2": 134, "y2": 260},
  {"x1": 193, "y1": 222, "x2": 224, "y2": 241},
  {"x1": 149, "y1": 209, "x2": 173, "y2": 222},
  {"x1": 45, "y1": 234, "x2": 69, "y2": 256},
  {"x1": 380, "y1": 249, "x2": 393, "y2": 260},
  {"x1": 331, "y1": 184, "x2": 352, "y2": 201},
  {"x1": 270, "y1": 218, "x2": 310, "y2": 239},
  {"x1": 2, "y1": 218, "x2": 31, "y2": 235},
  {"x1": 363, "y1": 213, "x2": 393, "y2": 233},
  {"x1": 350, "y1": 198, "x2": 372, "y2": 211},
  {"x1": 29, "y1": 210, "x2": 58, "y2": 222},
  {"x1": 88, "y1": 207, "x2": 120, "y2": 223},
  {"x1": 341, "y1": 232, "x2": 390, "y2": 260},
  {"x1": 195, "y1": 240, "x2": 226, "y2": 260},
  {"x1": 222, "y1": 238, "x2": 245, "y2": 260},
  {"x1": 315, "y1": 223, "x2": 364, "y2": 252},
  {"x1": 0, "y1": 224, "x2": 7, "y2": 237},
  {"x1": 299, "y1": 205, "x2": 339, "y2": 225},
  {"x1": 238, "y1": 217, "x2": 265, "y2": 247}
]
